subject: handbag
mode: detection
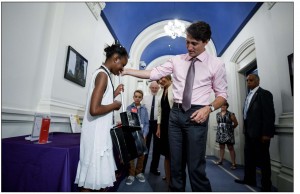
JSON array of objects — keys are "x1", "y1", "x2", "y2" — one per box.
[
  {"x1": 120, "y1": 111, "x2": 148, "y2": 158},
  {"x1": 108, "y1": 73, "x2": 147, "y2": 164},
  {"x1": 111, "y1": 111, "x2": 148, "y2": 165},
  {"x1": 110, "y1": 124, "x2": 130, "y2": 165}
]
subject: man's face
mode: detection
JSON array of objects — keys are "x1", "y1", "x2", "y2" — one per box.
[
  {"x1": 186, "y1": 34, "x2": 208, "y2": 58},
  {"x1": 246, "y1": 75, "x2": 259, "y2": 90},
  {"x1": 149, "y1": 82, "x2": 159, "y2": 95}
]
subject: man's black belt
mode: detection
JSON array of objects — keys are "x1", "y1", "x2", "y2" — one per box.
[{"x1": 173, "y1": 102, "x2": 202, "y2": 109}]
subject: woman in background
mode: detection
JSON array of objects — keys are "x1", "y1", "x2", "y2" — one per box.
[
  {"x1": 215, "y1": 101, "x2": 238, "y2": 169},
  {"x1": 156, "y1": 75, "x2": 173, "y2": 184}
]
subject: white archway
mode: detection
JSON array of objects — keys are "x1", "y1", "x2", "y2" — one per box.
[
  {"x1": 230, "y1": 37, "x2": 256, "y2": 165},
  {"x1": 128, "y1": 19, "x2": 217, "y2": 69}
]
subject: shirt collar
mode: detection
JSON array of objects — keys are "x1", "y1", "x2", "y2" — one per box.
[
  {"x1": 250, "y1": 86, "x2": 260, "y2": 94},
  {"x1": 185, "y1": 50, "x2": 208, "y2": 62},
  {"x1": 131, "y1": 103, "x2": 143, "y2": 108}
]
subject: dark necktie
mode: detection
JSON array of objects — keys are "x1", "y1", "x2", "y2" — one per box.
[
  {"x1": 182, "y1": 58, "x2": 197, "y2": 111},
  {"x1": 150, "y1": 95, "x2": 155, "y2": 120}
]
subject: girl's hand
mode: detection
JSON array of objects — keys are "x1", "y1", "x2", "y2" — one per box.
[
  {"x1": 113, "y1": 100, "x2": 122, "y2": 110},
  {"x1": 114, "y1": 84, "x2": 124, "y2": 96}
]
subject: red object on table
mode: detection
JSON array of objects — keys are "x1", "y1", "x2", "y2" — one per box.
[{"x1": 38, "y1": 118, "x2": 51, "y2": 144}]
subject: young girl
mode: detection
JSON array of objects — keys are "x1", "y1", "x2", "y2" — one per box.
[{"x1": 75, "y1": 44, "x2": 128, "y2": 191}]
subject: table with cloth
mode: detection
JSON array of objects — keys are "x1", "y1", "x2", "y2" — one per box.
[{"x1": 2, "y1": 132, "x2": 126, "y2": 192}]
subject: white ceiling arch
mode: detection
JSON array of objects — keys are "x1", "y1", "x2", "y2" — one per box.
[{"x1": 129, "y1": 20, "x2": 217, "y2": 69}]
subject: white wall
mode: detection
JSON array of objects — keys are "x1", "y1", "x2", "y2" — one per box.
[
  {"x1": 222, "y1": 2, "x2": 293, "y2": 118},
  {"x1": 2, "y1": 3, "x2": 50, "y2": 111},
  {"x1": 2, "y1": 2, "x2": 114, "y2": 138},
  {"x1": 218, "y1": 3, "x2": 293, "y2": 190}
]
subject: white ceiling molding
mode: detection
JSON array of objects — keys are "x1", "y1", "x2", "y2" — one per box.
[
  {"x1": 230, "y1": 37, "x2": 255, "y2": 63},
  {"x1": 267, "y1": 2, "x2": 276, "y2": 10},
  {"x1": 129, "y1": 20, "x2": 217, "y2": 69},
  {"x1": 86, "y1": 2, "x2": 106, "y2": 21}
]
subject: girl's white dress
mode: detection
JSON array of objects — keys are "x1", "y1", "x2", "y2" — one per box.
[{"x1": 75, "y1": 66, "x2": 117, "y2": 190}]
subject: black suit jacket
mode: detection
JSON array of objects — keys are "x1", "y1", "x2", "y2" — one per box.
[{"x1": 243, "y1": 87, "x2": 275, "y2": 138}]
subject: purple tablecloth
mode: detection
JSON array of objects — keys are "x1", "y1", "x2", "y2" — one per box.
[{"x1": 2, "y1": 132, "x2": 80, "y2": 192}]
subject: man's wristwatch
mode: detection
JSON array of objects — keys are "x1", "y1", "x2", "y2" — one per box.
[{"x1": 209, "y1": 105, "x2": 215, "y2": 112}]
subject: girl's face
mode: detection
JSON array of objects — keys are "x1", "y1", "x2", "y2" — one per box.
[
  {"x1": 112, "y1": 56, "x2": 128, "y2": 75},
  {"x1": 133, "y1": 92, "x2": 143, "y2": 105}
]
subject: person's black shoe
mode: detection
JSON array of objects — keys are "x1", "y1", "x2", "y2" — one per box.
[
  {"x1": 150, "y1": 170, "x2": 161, "y2": 176},
  {"x1": 234, "y1": 179, "x2": 256, "y2": 187}
]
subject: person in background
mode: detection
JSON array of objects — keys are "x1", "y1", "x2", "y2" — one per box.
[
  {"x1": 157, "y1": 79, "x2": 164, "y2": 89},
  {"x1": 142, "y1": 81, "x2": 161, "y2": 176},
  {"x1": 234, "y1": 74, "x2": 275, "y2": 192},
  {"x1": 215, "y1": 101, "x2": 238, "y2": 169},
  {"x1": 156, "y1": 75, "x2": 173, "y2": 184},
  {"x1": 122, "y1": 21, "x2": 228, "y2": 191},
  {"x1": 125, "y1": 90, "x2": 149, "y2": 186},
  {"x1": 75, "y1": 43, "x2": 128, "y2": 191}
]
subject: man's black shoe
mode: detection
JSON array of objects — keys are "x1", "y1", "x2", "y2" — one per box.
[
  {"x1": 150, "y1": 170, "x2": 161, "y2": 176},
  {"x1": 234, "y1": 179, "x2": 256, "y2": 187}
]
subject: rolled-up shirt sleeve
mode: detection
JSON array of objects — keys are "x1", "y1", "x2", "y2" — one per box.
[
  {"x1": 150, "y1": 58, "x2": 174, "y2": 81},
  {"x1": 212, "y1": 62, "x2": 228, "y2": 100}
]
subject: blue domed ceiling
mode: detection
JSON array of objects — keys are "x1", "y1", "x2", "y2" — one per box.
[{"x1": 101, "y1": 2, "x2": 262, "y2": 67}]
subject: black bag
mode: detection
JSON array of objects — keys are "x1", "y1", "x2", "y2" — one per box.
[
  {"x1": 110, "y1": 111, "x2": 148, "y2": 165},
  {"x1": 110, "y1": 124, "x2": 130, "y2": 165},
  {"x1": 120, "y1": 111, "x2": 148, "y2": 157},
  {"x1": 103, "y1": 69, "x2": 147, "y2": 164}
]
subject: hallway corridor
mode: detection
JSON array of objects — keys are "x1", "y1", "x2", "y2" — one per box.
[{"x1": 117, "y1": 146, "x2": 278, "y2": 192}]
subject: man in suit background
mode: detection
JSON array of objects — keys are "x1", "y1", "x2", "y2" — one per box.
[
  {"x1": 142, "y1": 81, "x2": 161, "y2": 175},
  {"x1": 235, "y1": 74, "x2": 275, "y2": 192}
]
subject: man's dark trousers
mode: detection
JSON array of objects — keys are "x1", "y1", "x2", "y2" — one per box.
[
  {"x1": 143, "y1": 120, "x2": 160, "y2": 172},
  {"x1": 244, "y1": 134, "x2": 272, "y2": 191},
  {"x1": 168, "y1": 105, "x2": 212, "y2": 192}
]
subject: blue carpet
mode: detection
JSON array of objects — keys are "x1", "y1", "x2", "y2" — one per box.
[
  {"x1": 206, "y1": 156, "x2": 257, "y2": 192},
  {"x1": 117, "y1": 142, "x2": 277, "y2": 192}
]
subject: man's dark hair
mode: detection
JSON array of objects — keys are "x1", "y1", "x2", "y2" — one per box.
[
  {"x1": 186, "y1": 21, "x2": 211, "y2": 42},
  {"x1": 249, "y1": 73, "x2": 260, "y2": 82}
]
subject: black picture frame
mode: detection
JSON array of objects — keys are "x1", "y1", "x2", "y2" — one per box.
[
  {"x1": 287, "y1": 53, "x2": 294, "y2": 96},
  {"x1": 64, "y1": 46, "x2": 88, "y2": 87}
]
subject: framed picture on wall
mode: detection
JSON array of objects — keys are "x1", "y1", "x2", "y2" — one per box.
[{"x1": 64, "y1": 46, "x2": 88, "y2": 87}]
